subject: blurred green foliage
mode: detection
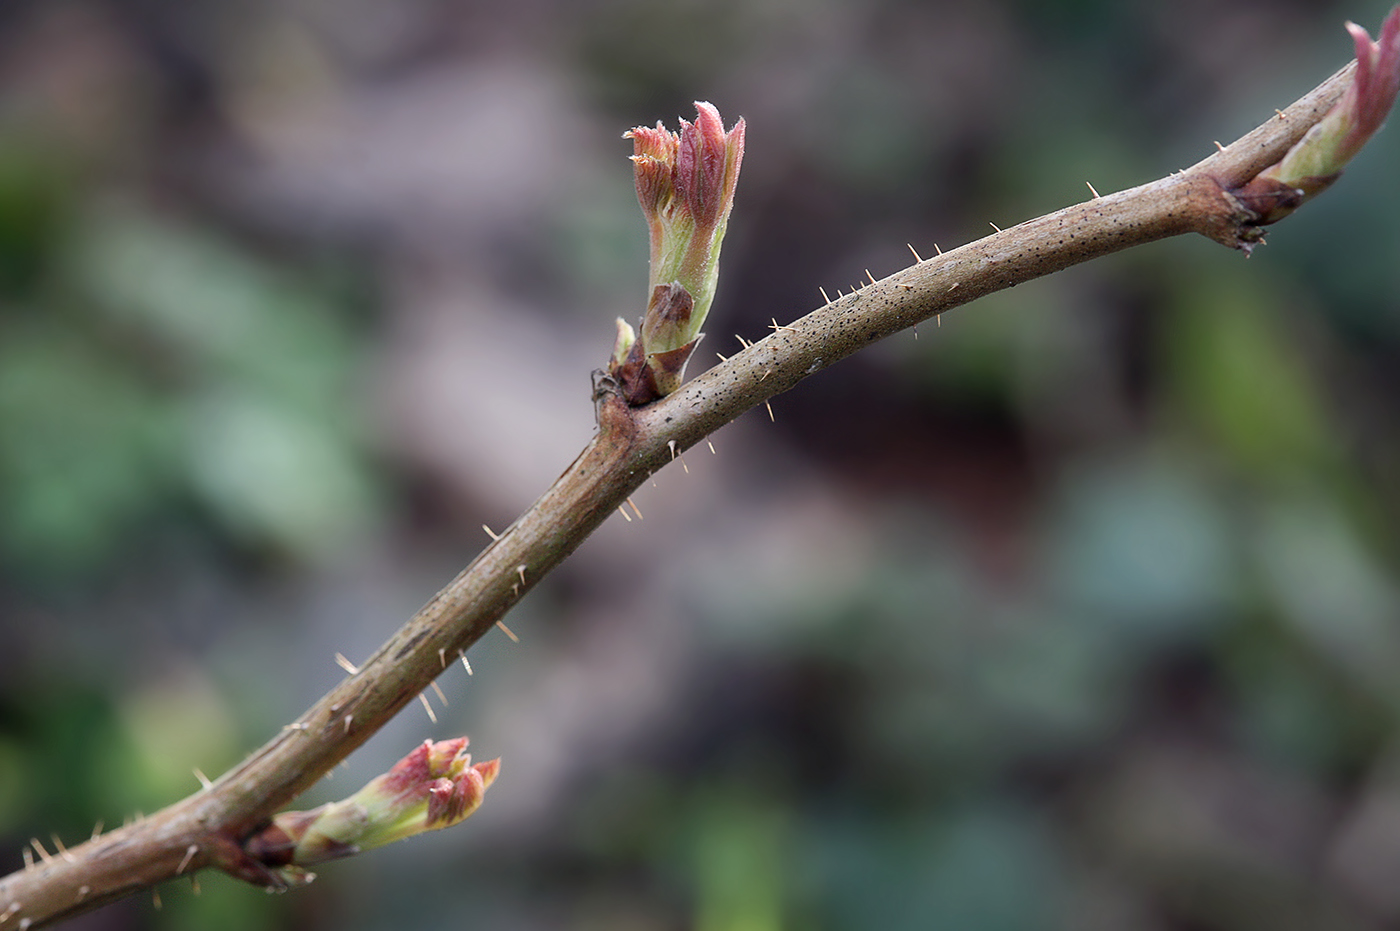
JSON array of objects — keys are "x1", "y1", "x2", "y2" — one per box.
[{"x1": 0, "y1": 191, "x2": 382, "y2": 579}]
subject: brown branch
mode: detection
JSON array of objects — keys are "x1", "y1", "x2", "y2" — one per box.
[{"x1": 0, "y1": 60, "x2": 1362, "y2": 929}]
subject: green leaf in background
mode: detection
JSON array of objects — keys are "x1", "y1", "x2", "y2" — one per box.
[
  {"x1": 1046, "y1": 452, "x2": 1234, "y2": 642},
  {"x1": 1159, "y1": 268, "x2": 1336, "y2": 481},
  {"x1": 0, "y1": 200, "x2": 384, "y2": 571},
  {"x1": 0, "y1": 321, "x2": 175, "y2": 576},
  {"x1": 692, "y1": 787, "x2": 788, "y2": 931}
]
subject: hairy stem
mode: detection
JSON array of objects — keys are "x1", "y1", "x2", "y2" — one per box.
[{"x1": 0, "y1": 61, "x2": 1360, "y2": 929}]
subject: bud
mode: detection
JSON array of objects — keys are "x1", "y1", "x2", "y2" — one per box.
[
  {"x1": 1237, "y1": 7, "x2": 1400, "y2": 224},
  {"x1": 609, "y1": 102, "x2": 745, "y2": 405},
  {"x1": 245, "y1": 737, "x2": 499, "y2": 883},
  {"x1": 610, "y1": 317, "x2": 636, "y2": 371}
]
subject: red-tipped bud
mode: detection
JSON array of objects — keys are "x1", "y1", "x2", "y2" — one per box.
[
  {"x1": 610, "y1": 102, "x2": 745, "y2": 405},
  {"x1": 244, "y1": 737, "x2": 499, "y2": 883}
]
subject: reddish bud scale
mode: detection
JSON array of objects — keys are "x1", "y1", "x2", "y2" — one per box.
[
  {"x1": 1340, "y1": 9, "x2": 1400, "y2": 162},
  {"x1": 678, "y1": 104, "x2": 729, "y2": 228}
]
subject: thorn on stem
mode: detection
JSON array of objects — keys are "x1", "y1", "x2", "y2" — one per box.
[
  {"x1": 989, "y1": 221, "x2": 1003, "y2": 232},
  {"x1": 819, "y1": 285, "x2": 832, "y2": 303},
  {"x1": 460, "y1": 651, "x2": 473, "y2": 675},
  {"x1": 431, "y1": 681, "x2": 448, "y2": 705},
  {"x1": 418, "y1": 693, "x2": 437, "y2": 724},
  {"x1": 334, "y1": 653, "x2": 359, "y2": 675},
  {"x1": 908, "y1": 243, "x2": 924, "y2": 262},
  {"x1": 177, "y1": 845, "x2": 199, "y2": 875},
  {"x1": 496, "y1": 620, "x2": 521, "y2": 643},
  {"x1": 482, "y1": 524, "x2": 499, "y2": 541},
  {"x1": 193, "y1": 768, "x2": 212, "y2": 791},
  {"x1": 1085, "y1": 180, "x2": 1101, "y2": 198}
]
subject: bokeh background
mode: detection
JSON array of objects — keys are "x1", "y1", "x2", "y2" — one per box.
[{"x1": 2, "y1": 0, "x2": 1399, "y2": 928}]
